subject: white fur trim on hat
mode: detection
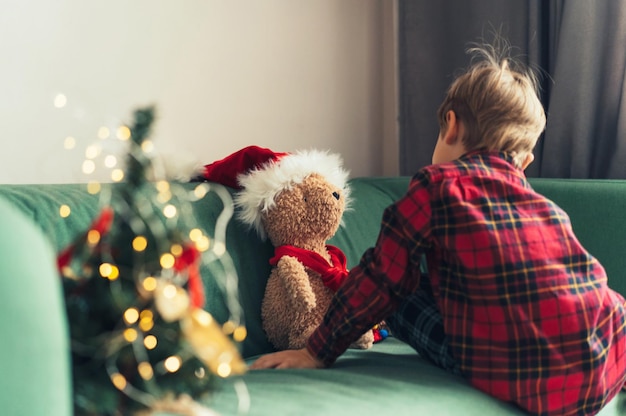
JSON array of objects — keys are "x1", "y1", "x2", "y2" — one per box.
[{"x1": 234, "y1": 149, "x2": 350, "y2": 240}]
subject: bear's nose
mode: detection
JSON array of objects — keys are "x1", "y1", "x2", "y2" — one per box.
[{"x1": 332, "y1": 191, "x2": 340, "y2": 200}]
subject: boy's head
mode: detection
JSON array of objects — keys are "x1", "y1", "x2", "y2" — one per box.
[{"x1": 435, "y1": 43, "x2": 546, "y2": 169}]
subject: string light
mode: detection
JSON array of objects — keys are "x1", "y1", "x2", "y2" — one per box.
[
  {"x1": 58, "y1": 106, "x2": 247, "y2": 414},
  {"x1": 160, "y1": 253, "x2": 175, "y2": 269},
  {"x1": 141, "y1": 140, "x2": 154, "y2": 153},
  {"x1": 217, "y1": 362, "x2": 232, "y2": 378},
  {"x1": 87, "y1": 230, "x2": 101, "y2": 245},
  {"x1": 104, "y1": 155, "x2": 117, "y2": 168},
  {"x1": 87, "y1": 181, "x2": 101, "y2": 195},
  {"x1": 98, "y1": 263, "x2": 119, "y2": 280},
  {"x1": 116, "y1": 125, "x2": 131, "y2": 140},
  {"x1": 82, "y1": 160, "x2": 96, "y2": 174},
  {"x1": 233, "y1": 326, "x2": 247, "y2": 342},
  {"x1": 170, "y1": 244, "x2": 183, "y2": 256},
  {"x1": 163, "y1": 204, "x2": 177, "y2": 218},
  {"x1": 124, "y1": 328, "x2": 138, "y2": 342},
  {"x1": 132, "y1": 236, "x2": 148, "y2": 252},
  {"x1": 163, "y1": 356, "x2": 182, "y2": 373},
  {"x1": 97, "y1": 126, "x2": 110, "y2": 139},
  {"x1": 137, "y1": 362, "x2": 154, "y2": 380},
  {"x1": 53, "y1": 93, "x2": 67, "y2": 108},
  {"x1": 142, "y1": 276, "x2": 157, "y2": 291},
  {"x1": 111, "y1": 169, "x2": 124, "y2": 182},
  {"x1": 193, "y1": 184, "x2": 209, "y2": 199},
  {"x1": 64, "y1": 136, "x2": 76, "y2": 149},
  {"x1": 110, "y1": 373, "x2": 127, "y2": 391},
  {"x1": 143, "y1": 335, "x2": 158, "y2": 350},
  {"x1": 85, "y1": 144, "x2": 101, "y2": 159},
  {"x1": 124, "y1": 308, "x2": 140, "y2": 325},
  {"x1": 189, "y1": 228, "x2": 203, "y2": 242},
  {"x1": 59, "y1": 204, "x2": 71, "y2": 218}
]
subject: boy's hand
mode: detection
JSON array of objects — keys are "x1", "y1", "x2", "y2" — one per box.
[{"x1": 250, "y1": 348, "x2": 324, "y2": 370}]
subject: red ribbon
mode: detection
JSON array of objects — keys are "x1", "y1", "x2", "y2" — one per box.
[
  {"x1": 269, "y1": 244, "x2": 349, "y2": 292},
  {"x1": 57, "y1": 207, "x2": 115, "y2": 271},
  {"x1": 174, "y1": 244, "x2": 205, "y2": 309}
]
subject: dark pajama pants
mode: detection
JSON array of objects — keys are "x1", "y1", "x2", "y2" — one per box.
[{"x1": 385, "y1": 277, "x2": 462, "y2": 376}]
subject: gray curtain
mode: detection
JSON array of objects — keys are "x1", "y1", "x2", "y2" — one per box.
[
  {"x1": 540, "y1": 1, "x2": 626, "y2": 178},
  {"x1": 398, "y1": 0, "x2": 626, "y2": 179}
]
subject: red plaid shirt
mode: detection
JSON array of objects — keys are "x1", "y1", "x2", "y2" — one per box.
[{"x1": 307, "y1": 151, "x2": 626, "y2": 415}]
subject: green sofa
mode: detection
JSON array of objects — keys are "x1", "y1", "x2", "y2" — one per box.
[{"x1": 0, "y1": 177, "x2": 624, "y2": 415}]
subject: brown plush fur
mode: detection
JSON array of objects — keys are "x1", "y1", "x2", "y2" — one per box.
[{"x1": 260, "y1": 173, "x2": 374, "y2": 350}]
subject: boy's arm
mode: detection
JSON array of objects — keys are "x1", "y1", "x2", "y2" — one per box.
[{"x1": 250, "y1": 347, "x2": 323, "y2": 370}]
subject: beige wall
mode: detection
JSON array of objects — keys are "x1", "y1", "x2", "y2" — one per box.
[{"x1": 0, "y1": 1, "x2": 398, "y2": 184}]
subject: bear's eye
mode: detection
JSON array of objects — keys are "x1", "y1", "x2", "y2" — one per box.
[{"x1": 303, "y1": 196, "x2": 307, "y2": 202}]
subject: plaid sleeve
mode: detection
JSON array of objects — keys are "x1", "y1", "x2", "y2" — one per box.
[{"x1": 307, "y1": 173, "x2": 434, "y2": 366}]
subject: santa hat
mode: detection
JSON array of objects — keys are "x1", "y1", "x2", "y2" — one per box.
[{"x1": 200, "y1": 146, "x2": 350, "y2": 240}]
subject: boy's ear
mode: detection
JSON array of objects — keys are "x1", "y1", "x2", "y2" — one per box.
[
  {"x1": 441, "y1": 110, "x2": 460, "y2": 145},
  {"x1": 522, "y1": 153, "x2": 535, "y2": 170}
]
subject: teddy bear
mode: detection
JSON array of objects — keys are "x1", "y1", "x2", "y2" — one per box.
[{"x1": 198, "y1": 146, "x2": 375, "y2": 351}]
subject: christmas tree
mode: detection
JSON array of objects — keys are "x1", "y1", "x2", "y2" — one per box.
[{"x1": 58, "y1": 106, "x2": 246, "y2": 415}]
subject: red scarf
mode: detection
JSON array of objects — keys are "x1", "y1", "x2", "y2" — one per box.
[{"x1": 269, "y1": 244, "x2": 349, "y2": 292}]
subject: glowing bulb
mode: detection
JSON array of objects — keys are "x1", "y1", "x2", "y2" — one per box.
[
  {"x1": 87, "y1": 181, "x2": 101, "y2": 195},
  {"x1": 195, "y1": 236, "x2": 210, "y2": 252},
  {"x1": 139, "y1": 317, "x2": 154, "y2": 332},
  {"x1": 233, "y1": 326, "x2": 247, "y2": 342},
  {"x1": 99, "y1": 263, "x2": 112, "y2": 278},
  {"x1": 132, "y1": 236, "x2": 148, "y2": 252},
  {"x1": 138, "y1": 362, "x2": 154, "y2": 380},
  {"x1": 141, "y1": 140, "x2": 154, "y2": 153},
  {"x1": 59, "y1": 204, "x2": 71, "y2": 218},
  {"x1": 82, "y1": 160, "x2": 96, "y2": 174},
  {"x1": 63, "y1": 136, "x2": 76, "y2": 149},
  {"x1": 97, "y1": 126, "x2": 110, "y2": 139},
  {"x1": 124, "y1": 308, "x2": 139, "y2": 325},
  {"x1": 108, "y1": 265, "x2": 119, "y2": 280},
  {"x1": 87, "y1": 230, "x2": 101, "y2": 245},
  {"x1": 217, "y1": 363, "x2": 232, "y2": 378},
  {"x1": 85, "y1": 145, "x2": 101, "y2": 159},
  {"x1": 163, "y1": 284, "x2": 177, "y2": 299},
  {"x1": 163, "y1": 204, "x2": 177, "y2": 218},
  {"x1": 156, "y1": 181, "x2": 169, "y2": 193},
  {"x1": 111, "y1": 169, "x2": 124, "y2": 182},
  {"x1": 160, "y1": 253, "x2": 175, "y2": 269},
  {"x1": 193, "y1": 184, "x2": 209, "y2": 199},
  {"x1": 164, "y1": 356, "x2": 182, "y2": 373},
  {"x1": 116, "y1": 125, "x2": 131, "y2": 140},
  {"x1": 99, "y1": 263, "x2": 119, "y2": 280},
  {"x1": 110, "y1": 373, "x2": 127, "y2": 390},
  {"x1": 53, "y1": 93, "x2": 67, "y2": 108},
  {"x1": 104, "y1": 155, "x2": 117, "y2": 168},
  {"x1": 124, "y1": 328, "x2": 138, "y2": 342},
  {"x1": 189, "y1": 228, "x2": 203, "y2": 242},
  {"x1": 170, "y1": 244, "x2": 183, "y2": 256},
  {"x1": 144, "y1": 335, "x2": 158, "y2": 350},
  {"x1": 222, "y1": 320, "x2": 236, "y2": 335},
  {"x1": 142, "y1": 276, "x2": 157, "y2": 291}
]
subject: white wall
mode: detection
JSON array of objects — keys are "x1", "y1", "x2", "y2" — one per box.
[{"x1": 0, "y1": 0, "x2": 397, "y2": 184}]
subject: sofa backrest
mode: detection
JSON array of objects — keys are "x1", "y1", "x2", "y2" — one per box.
[{"x1": 0, "y1": 177, "x2": 624, "y2": 359}]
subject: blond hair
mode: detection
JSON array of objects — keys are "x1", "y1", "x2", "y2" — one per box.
[{"x1": 437, "y1": 42, "x2": 546, "y2": 168}]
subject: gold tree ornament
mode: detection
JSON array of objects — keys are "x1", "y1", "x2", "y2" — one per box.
[{"x1": 181, "y1": 308, "x2": 248, "y2": 378}]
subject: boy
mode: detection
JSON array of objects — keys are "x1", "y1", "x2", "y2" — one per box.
[{"x1": 251, "y1": 43, "x2": 626, "y2": 415}]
